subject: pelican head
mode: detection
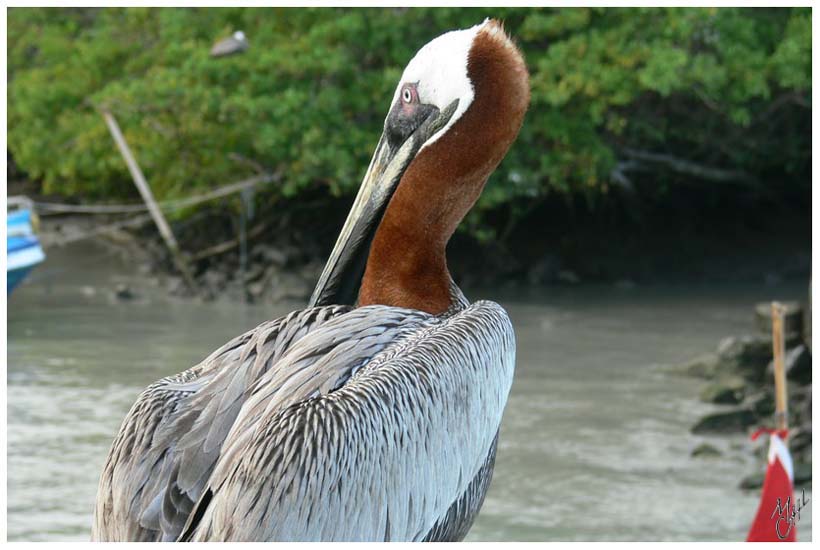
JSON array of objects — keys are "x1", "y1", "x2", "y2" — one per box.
[{"x1": 310, "y1": 19, "x2": 530, "y2": 311}]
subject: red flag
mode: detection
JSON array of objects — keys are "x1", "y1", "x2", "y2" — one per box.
[{"x1": 746, "y1": 429, "x2": 796, "y2": 542}]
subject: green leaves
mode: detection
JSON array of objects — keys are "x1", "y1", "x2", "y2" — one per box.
[
  {"x1": 638, "y1": 46, "x2": 688, "y2": 96},
  {"x1": 7, "y1": 7, "x2": 811, "y2": 241}
]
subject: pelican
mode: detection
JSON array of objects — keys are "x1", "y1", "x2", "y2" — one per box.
[{"x1": 93, "y1": 19, "x2": 529, "y2": 542}]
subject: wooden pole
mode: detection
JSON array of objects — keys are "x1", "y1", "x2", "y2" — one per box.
[
  {"x1": 771, "y1": 301, "x2": 788, "y2": 433},
  {"x1": 102, "y1": 110, "x2": 198, "y2": 291}
]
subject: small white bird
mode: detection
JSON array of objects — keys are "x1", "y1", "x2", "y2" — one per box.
[{"x1": 210, "y1": 31, "x2": 249, "y2": 58}]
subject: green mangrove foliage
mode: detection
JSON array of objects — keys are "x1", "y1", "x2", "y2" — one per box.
[{"x1": 8, "y1": 7, "x2": 811, "y2": 239}]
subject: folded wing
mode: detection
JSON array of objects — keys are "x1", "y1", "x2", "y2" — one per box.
[
  {"x1": 181, "y1": 300, "x2": 515, "y2": 541},
  {"x1": 92, "y1": 305, "x2": 352, "y2": 541}
]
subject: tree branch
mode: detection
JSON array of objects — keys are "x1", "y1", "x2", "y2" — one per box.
[{"x1": 620, "y1": 148, "x2": 756, "y2": 185}]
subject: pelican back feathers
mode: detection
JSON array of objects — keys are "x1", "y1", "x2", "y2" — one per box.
[
  {"x1": 94, "y1": 300, "x2": 515, "y2": 541},
  {"x1": 181, "y1": 301, "x2": 514, "y2": 541}
]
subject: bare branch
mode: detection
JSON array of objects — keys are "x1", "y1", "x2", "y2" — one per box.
[{"x1": 621, "y1": 148, "x2": 756, "y2": 185}]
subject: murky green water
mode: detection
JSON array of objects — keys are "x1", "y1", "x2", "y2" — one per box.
[{"x1": 7, "y1": 240, "x2": 811, "y2": 541}]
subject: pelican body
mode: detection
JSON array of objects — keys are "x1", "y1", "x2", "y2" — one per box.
[{"x1": 93, "y1": 19, "x2": 529, "y2": 542}]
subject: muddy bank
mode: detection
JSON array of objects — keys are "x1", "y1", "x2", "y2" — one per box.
[{"x1": 33, "y1": 182, "x2": 812, "y2": 306}]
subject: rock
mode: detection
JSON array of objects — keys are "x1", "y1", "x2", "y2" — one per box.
[
  {"x1": 739, "y1": 472, "x2": 765, "y2": 490},
  {"x1": 790, "y1": 428, "x2": 812, "y2": 455},
  {"x1": 202, "y1": 266, "x2": 227, "y2": 285},
  {"x1": 748, "y1": 390, "x2": 775, "y2": 417},
  {"x1": 716, "y1": 335, "x2": 772, "y2": 382},
  {"x1": 242, "y1": 264, "x2": 265, "y2": 283},
  {"x1": 220, "y1": 279, "x2": 247, "y2": 303},
  {"x1": 247, "y1": 281, "x2": 266, "y2": 300},
  {"x1": 102, "y1": 227, "x2": 137, "y2": 246},
  {"x1": 754, "y1": 301, "x2": 804, "y2": 342},
  {"x1": 527, "y1": 255, "x2": 560, "y2": 285},
  {"x1": 766, "y1": 345, "x2": 811, "y2": 385},
  {"x1": 675, "y1": 336, "x2": 770, "y2": 381},
  {"x1": 795, "y1": 388, "x2": 811, "y2": 427},
  {"x1": 253, "y1": 244, "x2": 288, "y2": 267},
  {"x1": 794, "y1": 462, "x2": 812, "y2": 485},
  {"x1": 278, "y1": 244, "x2": 301, "y2": 265},
  {"x1": 679, "y1": 336, "x2": 772, "y2": 381},
  {"x1": 679, "y1": 353, "x2": 721, "y2": 378},
  {"x1": 766, "y1": 345, "x2": 811, "y2": 406},
  {"x1": 699, "y1": 376, "x2": 746, "y2": 404},
  {"x1": 805, "y1": 283, "x2": 811, "y2": 352},
  {"x1": 691, "y1": 408, "x2": 756, "y2": 434},
  {"x1": 114, "y1": 283, "x2": 135, "y2": 301},
  {"x1": 691, "y1": 442, "x2": 722, "y2": 458},
  {"x1": 166, "y1": 276, "x2": 188, "y2": 297}
]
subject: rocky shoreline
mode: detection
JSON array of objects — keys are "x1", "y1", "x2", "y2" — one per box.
[{"x1": 673, "y1": 301, "x2": 812, "y2": 490}]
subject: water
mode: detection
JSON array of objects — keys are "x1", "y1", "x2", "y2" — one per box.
[{"x1": 7, "y1": 240, "x2": 811, "y2": 541}]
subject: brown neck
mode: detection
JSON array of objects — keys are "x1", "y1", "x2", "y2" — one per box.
[
  {"x1": 357, "y1": 168, "x2": 456, "y2": 314},
  {"x1": 358, "y1": 22, "x2": 530, "y2": 315}
]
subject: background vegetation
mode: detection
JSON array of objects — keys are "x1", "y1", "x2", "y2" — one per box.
[{"x1": 7, "y1": 7, "x2": 811, "y2": 256}]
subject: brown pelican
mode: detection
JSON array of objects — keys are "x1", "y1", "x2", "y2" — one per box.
[{"x1": 93, "y1": 19, "x2": 529, "y2": 542}]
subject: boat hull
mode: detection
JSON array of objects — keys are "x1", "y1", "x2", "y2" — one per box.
[{"x1": 7, "y1": 208, "x2": 45, "y2": 293}]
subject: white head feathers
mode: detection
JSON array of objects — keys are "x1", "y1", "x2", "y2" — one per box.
[{"x1": 388, "y1": 19, "x2": 492, "y2": 150}]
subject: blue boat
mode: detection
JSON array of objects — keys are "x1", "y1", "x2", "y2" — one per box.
[{"x1": 8, "y1": 198, "x2": 46, "y2": 293}]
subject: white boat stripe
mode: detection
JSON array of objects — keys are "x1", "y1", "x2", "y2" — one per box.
[{"x1": 7, "y1": 245, "x2": 45, "y2": 271}]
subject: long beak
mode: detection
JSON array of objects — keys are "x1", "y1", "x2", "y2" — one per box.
[
  {"x1": 308, "y1": 133, "x2": 417, "y2": 307},
  {"x1": 308, "y1": 99, "x2": 459, "y2": 307}
]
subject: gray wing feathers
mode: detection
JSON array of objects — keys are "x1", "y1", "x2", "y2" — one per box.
[
  {"x1": 92, "y1": 305, "x2": 351, "y2": 541},
  {"x1": 423, "y1": 432, "x2": 499, "y2": 541},
  {"x1": 94, "y1": 364, "x2": 212, "y2": 541},
  {"x1": 183, "y1": 300, "x2": 515, "y2": 541},
  {"x1": 179, "y1": 306, "x2": 434, "y2": 532}
]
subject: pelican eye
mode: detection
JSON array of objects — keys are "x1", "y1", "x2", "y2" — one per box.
[
  {"x1": 401, "y1": 86, "x2": 414, "y2": 104},
  {"x1": 384, "y1": 83, "x2": 435, "y2": 150}
]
